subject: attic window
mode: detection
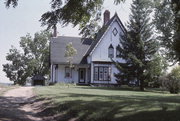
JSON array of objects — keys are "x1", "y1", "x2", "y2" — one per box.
[
  {"x1": 116, "y1": 45, "x2": 121, "y2": 57},
  {"x1": 113, "y1": 28, "x2": 118, "y2": 36},
  {"x1": 108, "y1": 44, "x2": 114, "y2": 58}
]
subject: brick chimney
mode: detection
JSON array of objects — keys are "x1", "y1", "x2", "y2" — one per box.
[
  {"x1": 104, "y1": 10, "x2": 110, "y2": 25},
  {"x1": 53, "y1": 24, "x2": 57, "y2": 37}
]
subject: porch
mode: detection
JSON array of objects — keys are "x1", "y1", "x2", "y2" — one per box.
[{"x1": 51, "y1": 64, "x2": 91, "y2": 84}]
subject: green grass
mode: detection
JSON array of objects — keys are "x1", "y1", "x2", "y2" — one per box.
[{"x1": 34, "y1": 85, "x2": 180, "y2": 121}]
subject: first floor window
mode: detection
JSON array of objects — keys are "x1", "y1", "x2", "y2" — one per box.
[
  {"x1": 104, "y1": 67, "x2": 109, "y2": 80},
  {"x1": 94, "y1": 66, "x2": 111, "y2": 81},
  {"x1": 65, "y1": 67, "x2": 71, "y2": 78},
  {"x1": 94, "y1": 67, "x2": 99, "y2": 81},
  {"x1": 99, "y1": 67, "x2": 104, "y2": 81}
]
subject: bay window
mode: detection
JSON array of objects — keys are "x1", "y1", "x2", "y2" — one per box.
[{"x1": 94, "y1": 66, "x2": 111, "y2": 81}]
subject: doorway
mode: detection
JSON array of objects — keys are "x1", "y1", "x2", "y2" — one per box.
[{"x1": 79, "y1": 68, "x2": 86, "y2": 83}]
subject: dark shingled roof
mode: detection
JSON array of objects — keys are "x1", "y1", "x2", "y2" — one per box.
[
  {"x1": 50, "y1": 36, "x2": 93, "y2": 64},
  {"x1": 50, "y1": 13, "x2": 126, "y2": 65},
  {"x1": 32, "y1": 75, "x2": 45, "y2": 81}
]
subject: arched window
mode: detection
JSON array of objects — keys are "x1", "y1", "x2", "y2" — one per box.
[
  {"x1": 116, "y1": 45, "x2": 121, "y2": 57},
  {"x1": 108, "y1": 44, "x2": 114, "y2": 58}
]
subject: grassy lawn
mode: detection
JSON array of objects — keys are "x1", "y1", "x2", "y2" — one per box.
[{"x1": 34, "y1": 85, "x2": 180, "y2": 121}]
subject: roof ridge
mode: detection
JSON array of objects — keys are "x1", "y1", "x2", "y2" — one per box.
[{"x1": 84, "y1": 12, "x2": 126, "y2": 56}]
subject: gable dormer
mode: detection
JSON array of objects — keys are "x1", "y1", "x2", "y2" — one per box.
[{"x1": 85, "y1": 10, "x2": 126, "y2": 62}]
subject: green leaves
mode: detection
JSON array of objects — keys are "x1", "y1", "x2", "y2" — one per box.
[
  {"x1": 65, "y1": 42, "x2": 77, "y2": 68},
  {"x1": 115, "y1": 0, "x2": 158, "y2": 90},
  {"x1": 3, "y1": 30, "x2": 50, "y2": 85},
  {"x1": 4, "y1": 0, "x2": 126, "y2": 38},
  {"x1": 4, "y1": 0, "x2": 18, "y2": 8}
]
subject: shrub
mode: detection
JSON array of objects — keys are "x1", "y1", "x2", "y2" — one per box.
[{"x1": 161, "y1": 66, "x2": 180, "y2": 94}]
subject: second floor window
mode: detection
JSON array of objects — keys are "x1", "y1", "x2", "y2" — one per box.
[
  {"x1": 108, "y1": 44, "x2": 114, "y2": 58},
  {"x1": 116, "y1": 45, "x2": 121, "y2": 57}
]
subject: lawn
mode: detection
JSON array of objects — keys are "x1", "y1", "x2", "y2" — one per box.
[{"x1": 34, "y1": 85, "x2": 180, "y2": 121}]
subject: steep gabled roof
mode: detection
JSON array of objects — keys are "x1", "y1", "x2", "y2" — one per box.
[
  {"x1": 50, "y1": 36, "x2": 93, "y2": 64},
  {"x1": 85, "y1": 13, "x2": 126, "y2": 56},
  {"x1": 50, "y1": 13, "x2": 126, "y2": 65}
]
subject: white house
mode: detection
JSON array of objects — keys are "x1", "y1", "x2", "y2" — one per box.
[{"x1": 50, "y1": 10, "x2": 126, "y2": 85}]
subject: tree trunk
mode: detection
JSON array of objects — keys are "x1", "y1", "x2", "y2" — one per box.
[{"x1": 139, "y1": 79, "x2": 145, "y2": 91}]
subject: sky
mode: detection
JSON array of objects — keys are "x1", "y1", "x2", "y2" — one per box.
[{"x1": 0, "y1": 0, "x2": 132, "y2": 83}]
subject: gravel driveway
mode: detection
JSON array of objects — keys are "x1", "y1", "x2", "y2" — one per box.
[{"x1": 0, "y1": 87, "x2": 43, "y2": 121}]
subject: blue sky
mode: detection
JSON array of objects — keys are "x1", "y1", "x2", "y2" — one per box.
[{"x1": 0, "y1": 0, "x2": 131, "y2": 83}]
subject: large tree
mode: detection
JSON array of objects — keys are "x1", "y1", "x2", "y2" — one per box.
[
  {"x1": 4, "y1": 0, "x2": 125, "y2": 38},
  {"x1": 114, "y1": 0, "x2": 158, "y2": 91},
  {"x1": 171, "y1": 0, "x2": 180, "y2": 62},
  {"x1": 3, "y1": 31, "x2": 50, "y2": 85},
  {"x1": 3, "y1": 46, "x2": 30, "y2": 85},
  {"x1": 154, "y1": 0, "x2": 177, "y2": 64}
]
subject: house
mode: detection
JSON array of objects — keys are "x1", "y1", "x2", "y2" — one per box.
[{"x1": 50, "y1": 10, "x2": 126, "y2": 85}]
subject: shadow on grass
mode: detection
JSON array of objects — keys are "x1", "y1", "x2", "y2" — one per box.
[
  {"x1": 76, "y1": 86, "x2": 140, "y2": 92},
  {"x1": 0, "y1": 96, "x2": 39, "y2": 121},
  {"x1": 35, "y1": 92, "x2": 180, "y2": 121}
]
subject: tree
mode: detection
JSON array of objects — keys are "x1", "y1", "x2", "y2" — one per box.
[
  {"x1": 3, "y1": 46, "x2": 30, "y2": 85},
  {"x1": 154, "y1": 0, "x2": 176, "y2": 63},
  {"x1": 161, "y1": 66, "x2": 180, "y2": 94},
  {"x1": 114, "y1": 0, "x2": 158, "y2": 91},
  {"x1": 4, "y1": 0, "x2": 125, "y2": 38},
  {"x1": 3, "y1": 30, "x2": 50, "y2": 85},
  {"x1": 171, "y1": 0, "x2": 180, "y2": 62},
  {"x1": 153, "y1": 0, "x2": 180, "y2": 63},
  {"x1": 146, "y1": 53, "x2": 168, "y2": 87},
  {"x1": 64, "y1": 42, "x2": 77, "y2": 68}
]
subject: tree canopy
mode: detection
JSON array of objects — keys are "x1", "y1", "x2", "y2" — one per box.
[
  {"x1": 3, "y1": 30, "x2": 50, "y2": 85},
  {"x1": 4, "y1": 0, "x2": 125, "y2": 38},
  {"x1": 153, "y1": 0, "x2": 180, "y2": 64},
  {"x1": 114, "y1": 0, "x2": 158, "y2": 91},
  {"x1": 64, "y1": 42, "x2": 77, "y2": 68}
]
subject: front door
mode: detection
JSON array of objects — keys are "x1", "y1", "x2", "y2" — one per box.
[{"x1": 79, "y1": 68, "x2": 86, "y2": 83}]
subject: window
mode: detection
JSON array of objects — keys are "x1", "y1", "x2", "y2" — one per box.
[
  {"x1": 104, "y1": 67, "x2": 109, "y2": 80},
  {"x1": 113, "y1": 28, "x2": 118, "y2": 36},
  {"x1": 99, "y1": 67, "x2": 104, "y2": 81},
  {"x1": 65, "y1": 67, "x2": 71, "y2": 78},
  {"x1": 94, "y1": 67, "x2": 99, "y2": 81},
  {"x1": 94, "y1": 66, "x2": 111, "y2": 81},
  {"x1": 116, "y1": 45, "x2": 121, "y2": 57},
  {"x1": 108, "y1": 44, "x2": 114, "y2": 58}
]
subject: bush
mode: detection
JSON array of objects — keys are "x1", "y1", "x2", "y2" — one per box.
[{"x1": 160, "y1": 66, "x2": 180, "y2": 94}]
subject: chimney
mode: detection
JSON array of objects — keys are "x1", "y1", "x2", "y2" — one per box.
[
  {"x1": 104, "y1": 10, "x2": 110, "y2": 25},
  {"x1": 53, "y1": 24, "x2": 57, "y2": 37}
]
